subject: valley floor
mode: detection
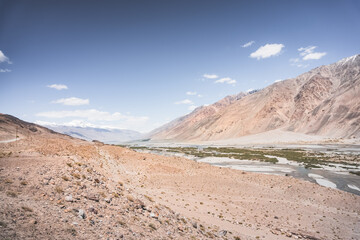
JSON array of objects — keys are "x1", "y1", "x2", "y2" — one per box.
[{"x1": 1, "y1": 137, "x2": 359, "y2": 239}]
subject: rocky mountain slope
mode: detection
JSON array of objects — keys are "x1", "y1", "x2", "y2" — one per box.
[{"x1": 151, "y1": 54, "x2": 360, "y2": 142}]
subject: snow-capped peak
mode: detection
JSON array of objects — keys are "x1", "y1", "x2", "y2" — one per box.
[{"x1": 337, "y1": 54, "x2": 359, "y2": 65}]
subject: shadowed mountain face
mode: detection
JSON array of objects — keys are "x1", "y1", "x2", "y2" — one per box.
[
  {"x1": 151, "y1": 54, "x2": 360, "y2": 141},
  {"x1": 0, "y1": 114, "x2": 63, "y2": 141}
]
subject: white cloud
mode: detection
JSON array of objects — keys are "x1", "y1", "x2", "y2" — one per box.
[
  {"x1": 242, "y1": 41, "x2": 255, "y2": 48},
  {"x1": 215, "y1": 77, "x2": 236, "y2": 85},
  {"x1": 298, "y1": 46, "x2": 326, "y2": 60},
  {"x1": 250, "y1": 43, "x2": 284, "y2": 60},
  {"x1": 186, "y1": 91, "x2": 197, "y2": 96},
  {"x1": 47, "y1": 84, "x2": 68, "y2": 90},
  {"x1": 274, "y1": 79, "x2": 283, "y2": 83},
  {"x1": 0, "y1": 69, "x2": 11, "y2": 73},
  {"x1": 36, "y1": 109, "x2": 148, "y2": 122},
  {"x1": 188, "y1": 105, "x2": 197, "y2": 111},
  {"x1": 174, "y1": 99, "x2": 193, "y2": 105},
  {"x1": 289, "y1": 58, "x2": 300, "y2": 63},
  {"x1": 51, "y1": 97, "x2": 89, "y2": 106},
  {"x1": 0, "y1": 50, "x2": 11, "y2": 64},
  {"x1": 197, "y1": 94, "x2": 203, "y2": 98},
  {"x1": 303, "y1": 52, "x2": 327, "y2": 60},
  {"x1": 203, "y1": 74, "x2": 218, "y2": 79}
]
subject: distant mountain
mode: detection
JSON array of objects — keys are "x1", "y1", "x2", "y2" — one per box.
[
  {"x1": 43, "y1": 125, "x2": 143, "y2": 144},
  {"x1": 151, "y1": 54, "x2": 360, "y2": 142}
]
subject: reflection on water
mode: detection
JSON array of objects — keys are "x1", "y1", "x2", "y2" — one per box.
[{"x1": 197, "y1": 156, "x2": 360, "y2": 196}]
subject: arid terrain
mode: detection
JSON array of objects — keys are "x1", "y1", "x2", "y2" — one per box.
[{"x1": 1, "y1": 114, "x2": 360, "y2": 240}]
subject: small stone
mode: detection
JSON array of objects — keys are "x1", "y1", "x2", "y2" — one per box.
[
  {"x1": 192, "y1": 221, "x2": 197, "y2": 229},
  {"x1": 88, "y1": 206, "x2": 98, "y2": 214},
  {"x1": 86, "y1": 194, "x2": 99, "y2": 202},
  {"x1": 78, "y1": 209, "x2": 86, "y2": 219},
  {"x1": 219, "y1": 230, "x2": 227, "y2": 237},
  {"x1": 104, "y1": 198, "x2": 111, "y2": 203},
  {"x1": 65, "y1": 195, "x2": 73, "y2": 202},
  {"x1": 72, "y1": 222, "x2": 78, "y2": 226},
  {"x1": 29, "y1": 219, "x2": 37, "y2": 225}
]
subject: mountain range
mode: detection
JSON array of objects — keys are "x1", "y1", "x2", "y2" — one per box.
[
  {"x1": 150, "y1": 54, "x2": 360, "y2": 142},
  {"x1": 42, "y1": 125, "x2": 142, "y2": 144}
]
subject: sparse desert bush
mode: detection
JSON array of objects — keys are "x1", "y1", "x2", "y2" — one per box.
[
  {"x1": 62, "y1": 176, "x2": 70, "y2": 181},
  {"x1": 0, "y1": 221, "x2": 7, "y2": 227},
  {"x1": 6, "y1": 191, "x2": 17, "y2": 197},
  {"x1": 127, "y1": 195, "x2": 134, "y2": 202},
  {"x1": 20, "y1": 180, "x2": 28, "y2": 185},
  {"x1": 22, "y1": 206, "x2": 33, "y2": 212},
  {"x1": 144, "y1": 195, "x2": 154, "y2": 202},
  {"x1": 117, "y1": 220, "x2": 126, "y2": 227},
  {"x1": 4, "y1": 179, "x2": 13, "y2": 184},
  {"x1": 55, "y1": 186, "x2": 64, "y2": 193},
  {"x1": 71, "y1": 173, "x2": 81, "y2": 179},
  {"x1": 149, "y1": 223, "x2": 157, "y2": 230}
]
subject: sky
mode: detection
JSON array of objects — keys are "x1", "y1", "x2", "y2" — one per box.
[{"x1": 1, "y1": 0, "x2": 360, "y2": 133}]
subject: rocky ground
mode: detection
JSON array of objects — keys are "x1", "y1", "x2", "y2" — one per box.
[{"x1": 1, "y1": 134, "x2": 359, "y2": 239}]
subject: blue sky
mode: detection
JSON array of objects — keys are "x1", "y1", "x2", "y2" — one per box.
[{"x1": 1, "y1": 0, "x2": 360, "y2": 132}]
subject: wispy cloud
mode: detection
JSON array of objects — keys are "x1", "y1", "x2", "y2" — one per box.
[
  {"x1": 188, "y1": 105, "x2": 197, "y2": 111},
  {"x1": 197, "y1": 94, "x2": 203, "y2": 98},
  {"x1": 203, "y1": 74, "x2": 218, "y2": 79},
  {"x1": 298, "y1": 46, "x2": 327, "y2": 60},
  {"x1": 51, "y1": 97, "x2": 89, "y2": 106},
  {"x1": 215, "y1": 77, "x2": 236, "y2": 85},
  {"x1": 186, "y1": 91, "x2": 197, "y2": 96},
  {"x1": 242, "y1": 41, "x2": 255, "y2": 48},
  {"x1": 274, "y1": 79, "x2": 283, "y2": 83},
  {"x1": 174, "y1": 99, "x2": 193, "y2": 105},
  {"x1": 0, "y1": 69, "x2": 11, "y2": 73},
  {"x1": 250, "y1": 43, "x2": 284, "y2": 60},
  {"x1": 36, "y1": 109, "x2": 149, "y2": 122},
  {"x1": 47, "y1": 84, "x2": 68, "y2": 90},
  {"x1": 289, "y1": 58, "x2": 309, "y2": 68},
  {"x1": 0, "y1": 50, "x2": 12, "y2": 64}
]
